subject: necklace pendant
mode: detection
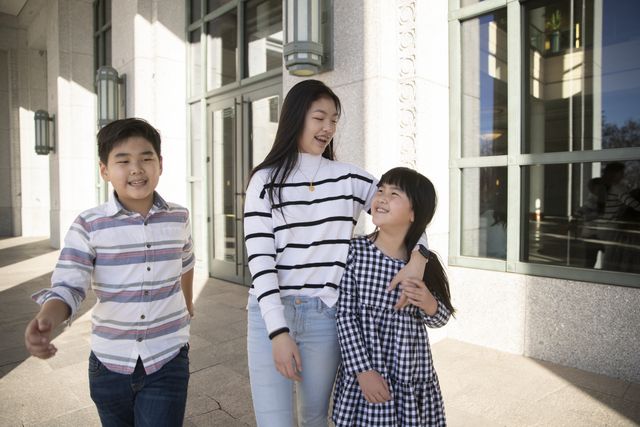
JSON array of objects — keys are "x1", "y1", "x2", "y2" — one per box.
[{"x1": 309, "y1": 183, "x2": 315, "y2": 192}]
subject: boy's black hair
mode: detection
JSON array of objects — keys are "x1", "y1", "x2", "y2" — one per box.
[
  {"x1": 97, "y1": 118, "x2": 162, "y2": 164},
  {"x1": 372, "y1": 167, "x2": 455, "y2": 315}
]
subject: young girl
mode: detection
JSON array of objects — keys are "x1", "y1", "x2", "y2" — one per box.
[
  {"x1": 332, "y1": 167, "x2": 455, "y2": 427},
  {"x1": 243, "y1": 80, "x2": 429, "y2": 426}
]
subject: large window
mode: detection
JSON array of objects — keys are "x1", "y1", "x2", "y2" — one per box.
[
  {"x1": 452, "y1": 0, "x2": 640, "y2": 286},
  {"x1": 188, "y1": 0, "x2": 282, "y2": 98},
  {"x1": 93, "y1": 0, "x2": 111, "y2": 71}
]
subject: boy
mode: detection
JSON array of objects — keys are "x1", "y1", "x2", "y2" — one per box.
[{"x1": 24, "y1": 118, "x2": 195, "y2": 427}]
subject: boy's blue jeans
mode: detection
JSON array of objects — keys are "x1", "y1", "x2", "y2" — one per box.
[
  {"x1": 247, "y1": 295, "x2": 340, "y2": 427},
  {"x1": 88, "y1": 345, "x2": 190, "y2": 427}
]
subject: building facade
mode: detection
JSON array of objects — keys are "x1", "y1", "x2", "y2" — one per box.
[{"x1": 1, "y1": 0, "x2": 638, "y2": 382}]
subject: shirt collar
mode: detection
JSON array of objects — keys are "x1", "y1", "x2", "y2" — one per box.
[{"x1": 105, "y1": 191, "x2": 169, "y2": 217}]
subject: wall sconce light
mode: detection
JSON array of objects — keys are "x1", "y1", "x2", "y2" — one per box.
[
  {"x1": 96, "y1": 65, "x2": 126, "y2": 127},
  {"x1": 34, "y1": 110, "x2": 55, "y2": 155},
  {"x1": 284, "y1": 0, "x2": 333, "y2": 76}
]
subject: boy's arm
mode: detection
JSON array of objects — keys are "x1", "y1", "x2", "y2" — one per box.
[
  {"x1": 181, "y1": 268, "x2": 194, "y2": 317},
  {"x1": 25, "y1": 299, "x2": 71, "y2": 359}
]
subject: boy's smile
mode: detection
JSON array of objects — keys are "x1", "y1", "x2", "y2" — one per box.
[{"x1": 99, "y1": 136, "x2": 163, "y2": 216}]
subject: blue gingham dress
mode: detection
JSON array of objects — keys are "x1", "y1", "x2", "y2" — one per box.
[{"x1": 332, "y1": 237, "x2": 451, "y2": 426}]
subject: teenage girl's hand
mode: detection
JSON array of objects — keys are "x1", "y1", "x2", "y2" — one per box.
[
  {"x1": 399, "y1": 277, "x2": 438, "y2": 316},
  {"x1": 388, "y1": 250, "x2": 427, "y2": 310},
  {"x1": 272, "y1": 333, "x2": 302, "y2": 381},
  {"x1": 356, "y1": 370, "x2": 391, "y2": 403}
]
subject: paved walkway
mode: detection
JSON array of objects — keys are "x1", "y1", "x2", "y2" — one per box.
[{"x1": 0, "y1": 236, "x2": 638, "y2": 426}]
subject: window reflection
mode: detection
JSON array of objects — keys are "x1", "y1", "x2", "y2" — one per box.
[
  {"x1": 525, "y1": 0, "x2": 640, "y2": 153},
  {"x1": 522, "y1": 160, "x2": 640, "y2": 273},
  {"x1": 207, "y1": 11, "x2": 237, "y2": 90},
  {"x1": 461, "y1": 167, "x2": 508, "y2": 259},
  {"x1": 462, "y1": 10, "x2": 508, "y2": 157},
  {"x1": 245, "y1": 0, "x2": 283, "y2": 78},
  {"x1": 189, "y1": 29, "x2": 202, "y2": 97}
]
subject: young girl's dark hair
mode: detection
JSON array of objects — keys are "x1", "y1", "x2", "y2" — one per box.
[
  {"x1": 249, "y1": 79, "x2": 342, "y2": 207},
  {"x1": 371, "y1": 167, "x2": 455, "y2": 315}
]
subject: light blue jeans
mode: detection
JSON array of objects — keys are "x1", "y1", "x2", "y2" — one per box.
[{"x1": 247, "y1": 295, "x2": 340, "y2": 427}]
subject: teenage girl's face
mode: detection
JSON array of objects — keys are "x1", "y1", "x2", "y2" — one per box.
[
  {"x1": 297, "y1": 97, "x2": 338, "y2": 155},
  {"x1": 372, "y1": 183, "x2": 414, "y2": 232}
]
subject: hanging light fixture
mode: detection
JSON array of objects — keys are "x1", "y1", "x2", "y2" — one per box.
[
  {"x1": 96, "y1": 65, "x2": 126, "y2": 127},
  {"x1": 34, "y1": 110, "x2": 55, "y2": 155},
  {"x1": 284, "y1": 0, "x2": 333, "y2": 76}
]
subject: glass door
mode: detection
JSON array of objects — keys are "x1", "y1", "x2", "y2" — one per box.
[{"x1": 207, "y1": 83, "x2": 280, "y2": 285}]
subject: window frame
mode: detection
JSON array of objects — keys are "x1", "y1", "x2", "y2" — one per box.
[
  {"x1": 449, "y1": 0, "x2": 640, "y2": 288},
  {"x1": 93, "y1": 0, "x2": 111, "y2": 72}
]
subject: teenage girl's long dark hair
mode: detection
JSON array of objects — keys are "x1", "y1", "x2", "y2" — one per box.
[
  {"x1": 249, "y1": 79, "x2": 342, "y2": 207},
  {"x1": 372, "y1": 167, "x2": 455, "y2": 315}
]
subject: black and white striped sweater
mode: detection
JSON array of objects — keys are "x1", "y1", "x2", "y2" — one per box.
[{"x1": 244, "y1": 153, "x2": 378, "y2": 334}]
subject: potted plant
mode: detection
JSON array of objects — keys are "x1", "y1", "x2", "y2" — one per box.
[{"x1": 546, "y1": 10, "x2": 562, "y2": 52}]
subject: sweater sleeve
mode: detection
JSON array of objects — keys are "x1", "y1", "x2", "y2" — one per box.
[
  {"x1": 244, "y1": 171, "x2": 287, "y2": 334},
  {"x1": 336, "y1": 243, "x2": 373, "y2": 375}
]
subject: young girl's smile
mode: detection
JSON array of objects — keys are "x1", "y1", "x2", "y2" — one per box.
[
  {"x1": 372, "y1": 184, "x2": 414, "y2": 230},
  {"x1": 298, "y1": 97, "x2": 338, "y2": 155}
]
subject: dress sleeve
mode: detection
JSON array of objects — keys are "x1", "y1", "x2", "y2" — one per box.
[
  {"x1": 336, "y1": 243, "x2": 373, "y2": 375},
  {"x1": 244, "y1": 172, "x2": 286, "y2": 334},
  {"x1": 31, "y1": 214, "x2": 95, "y2": 321},
  {"x1": 418, "y1": 297, "x2": 451, "y2": 329}
]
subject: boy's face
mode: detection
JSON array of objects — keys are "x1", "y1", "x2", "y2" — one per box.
[{"x1": 99, "y1": 136, "x2": 162, "y2": 215}]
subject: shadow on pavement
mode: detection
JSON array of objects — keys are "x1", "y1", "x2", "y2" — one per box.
[
  {"x1": 0, "y1": 238, "x2": 54, "y2": 268},
  {"x1": 0, "y1": 272, "x2": 96, "y2": 380}
]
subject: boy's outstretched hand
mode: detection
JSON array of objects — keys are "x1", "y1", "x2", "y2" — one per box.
[
  {"x1": 24, "y1": 317, "x2": 58, "y2": 359},
  {"x1": 357, "y1": 370, "x2": 392, "y2": 403}
]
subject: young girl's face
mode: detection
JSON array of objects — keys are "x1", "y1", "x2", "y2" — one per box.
[
  {"x1": 372, "y1": 183, "x2": 414, "y2": 231},
  {"x1": 297, "y1": 97, "x2": 338, "y2": 155}
]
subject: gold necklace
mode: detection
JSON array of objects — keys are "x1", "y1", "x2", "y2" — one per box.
[{"x1": 297, "y1": 158, "x2": 323, "y2": 192}]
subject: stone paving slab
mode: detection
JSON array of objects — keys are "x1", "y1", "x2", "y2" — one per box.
[{"x1": 1, "y1": 237, "x2": 639, "y2": 426}]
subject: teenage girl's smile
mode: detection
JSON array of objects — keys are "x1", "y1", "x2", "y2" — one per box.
[{"x1": 298, "y1": 97, "x2": 339, "y2": 155}]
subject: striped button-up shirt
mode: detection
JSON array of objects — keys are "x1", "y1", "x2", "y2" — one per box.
[{"x1": 33, "y1": 192, "x2": 195, "y2": 374}]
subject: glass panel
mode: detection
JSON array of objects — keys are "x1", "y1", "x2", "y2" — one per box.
[
  {"x1": 207, "y1": 0, "x2": 233, "y2": 13},
  {"x1": 249, "y1": 95, "x2": 279, "y2": 169},
  {"x1": 244, "y1": 0, "x2": 283, "y2": 78},
  {"x1": 522, "y1": 160, "x2": 640, "y2": 273},
  {"x1": 190, "y1": 103, "x2": 204, "y2": 262},
  {"x1": 105, "y1": 28, "x2": 111, "y2": 66},
  {"x1": 189, "y1": 29, "x2": 202, "y2": 97},
  {"x1": 191, "y1": 0, "x2": 202, "y2": 23},
  {"x1": 525, "y1": 0, "x2": 640, "y2": 153},
  {"x1": 461, "y1": 167, "x2": 508, "y2": 259},
  {"x1": 461, "y1": 9, "x2": 508, "y2": 157},
  {"x1": 105, "y1": 0, "x2": 111, "y2": 24},
  {"x1": 212, "y1": 106, "x2": 236, "y2": 263},
  {"x1": 207, "y1": 11, "x2": 238, "y2": 90}
]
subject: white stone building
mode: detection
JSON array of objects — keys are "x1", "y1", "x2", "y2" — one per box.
[{"x1": 1, "y1": 0, "x2": 638, "y2": 383}]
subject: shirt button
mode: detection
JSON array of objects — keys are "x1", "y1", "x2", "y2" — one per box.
[
  {"x1": 140, "y1": 315, "x2": 145, "y2": 320},
  {"x1": 146, "y1": 267, "x2": 151, "y2": 271},
  {"x1": 137, "y1": 338, "x2": 143, "y2": 342},
  {"x1": 146, "y1": 244, "x2": 151, "y2": 248},
  {"x1": 144, "y1": 220, "x2": 148, "y2": 226},
  {"x1": 144, "y1": 290, "x2": 149, "y2": 295}
]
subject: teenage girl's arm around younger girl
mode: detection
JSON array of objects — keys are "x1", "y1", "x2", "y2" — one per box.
[
  {"x1": 400, "y1": 252, "x2": 453, "y2": 328},
  {"x1": 336, "y1": 245, "x2": 391, "y2": 403}
]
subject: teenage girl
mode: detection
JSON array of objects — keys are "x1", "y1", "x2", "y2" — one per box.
[
  {"x1": 243, "y1": 80, "x2": 428, "y2": 426},
  {"x1": 332, "y1": 167, "x2": 455, "y2": 427}
]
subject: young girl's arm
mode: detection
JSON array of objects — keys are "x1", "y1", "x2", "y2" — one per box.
[{"x1": 336, "y1": 245, "x2": 373, "y2": 376}]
